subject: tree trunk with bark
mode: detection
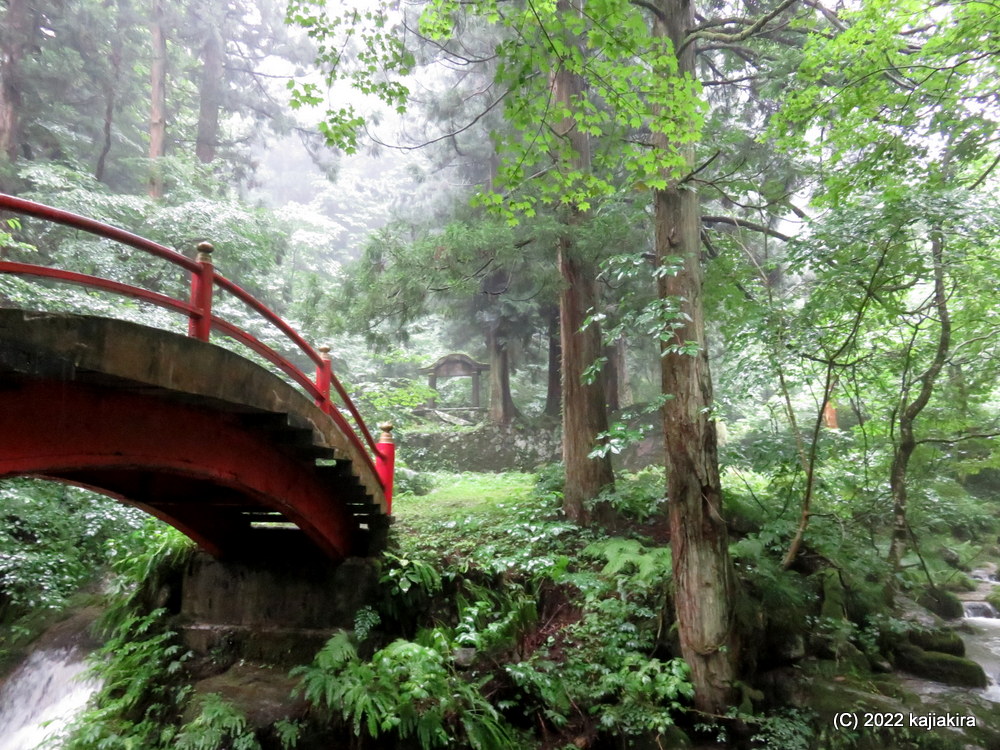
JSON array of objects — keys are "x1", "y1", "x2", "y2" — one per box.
[
  {"x1": 653, "y1": 0, "x2": 740, "y2": 715},
  {"x1": 887, "y1": 230, "x2": 951, "y2": 570},
  {"x1": 487, "y1": 322, "x2": 520, "y2": 426},
  {"x1": 553, "y1": 0, "x2": 614, "y2": 522},
  {"x1": 149, "y1": 0, "x2": 168, "y2": 198},
  {"x1": 96, "y1": 4, "x2": 125, "y2": 183},
  {"x1": 544, "y1": 304, "x2": 562, "y2": 419},
  {"x1": 559, "y1": 243, "x2": 615, "y2": 521},
  {"x1": 0, "y1": 0, "x2": 31, "y2": 169},
  {"x1": 196, "y1": 27, "x2": 223, "y2": 163},
  {"x1": 655, "y1": 184, "x2": 740, "y2": 715}
]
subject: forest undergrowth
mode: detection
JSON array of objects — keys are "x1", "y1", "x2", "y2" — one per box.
[{"x1": 0, "y1": 463, "x2": 986, "y2": 750}]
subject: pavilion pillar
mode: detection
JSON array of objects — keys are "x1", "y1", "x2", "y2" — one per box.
[
  {"x1": 471, "y1": 371, "x2": 481, "y2": 408},
  {"x1": 427, "y1": 373, "x2": 437, "y2": 408}
]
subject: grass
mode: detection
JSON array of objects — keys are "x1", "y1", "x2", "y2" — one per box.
[
  {"x1": 387, "y1": 470, "x2": 586, "y2": 574},
  {"x1": 393, "y1": 471, "x2": 536, "y2": 526}
]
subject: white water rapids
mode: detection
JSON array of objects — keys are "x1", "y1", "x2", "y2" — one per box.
[
  {"x1": 961, "y1": 616, "x2": 1000, "y2": 702},
  {"x1": 954, "y1": 566, "x2": 1000, "y2": 702},
  {"x1": 0, "y1": 646, "x2": 99, "y2": 750}
]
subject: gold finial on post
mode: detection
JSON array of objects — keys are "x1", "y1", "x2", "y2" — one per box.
[
  {"x1": 188, "y1": 241, "x2": 215, "y2": 341},
  {"x1": 318, "y1": 344, "x2": 332, "y2": 360},
  {"x1": 378, "y1": 422, "x2": 395, "y2": 444}
]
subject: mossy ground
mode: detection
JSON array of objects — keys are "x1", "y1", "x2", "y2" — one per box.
[{"x1": 393, "y1": 471, "x2": 536, "y2": 526}]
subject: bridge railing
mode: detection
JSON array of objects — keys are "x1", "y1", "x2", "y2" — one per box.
[{"x1": 0, "y1": 193, "x2": 393, "y2": 510}]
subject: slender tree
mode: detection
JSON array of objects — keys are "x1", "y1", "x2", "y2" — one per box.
[
  {"x1": 774, "y1": 0, "x2": 1000, "y2": 571},
  {"x1": 0, "y1": 0, "x2": 31, "y2": 168},
  {"x1": 95, "y1": 5, "x2": 127, "y2": 184},
  {"x1": 148, "y1": 0, "x2": 168, "y2": 198},
  {"x1": 195, "y1": 25, "x2": 224, "y2": 164}
]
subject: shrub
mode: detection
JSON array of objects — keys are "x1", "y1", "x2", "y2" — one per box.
[{"x1": 293, "y1": 631, "x2": 519, "y2": 749}]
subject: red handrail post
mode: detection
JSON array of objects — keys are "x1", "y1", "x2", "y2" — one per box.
[
  {"x1": 375, "y1": 423, "x2": 395, "y2": 514},
  {"x1": 0, "y1": 196, "x2": 393, "y2": 515},
  {"x1": 316, "y1": 345, "x2": 332, "y2": 412},
  {"x1": 187, "y1": 242, "x2": 214, "y2": 341}
]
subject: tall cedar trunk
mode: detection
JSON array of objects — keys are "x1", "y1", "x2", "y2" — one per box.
[
  {"x1": 148, "y1": 0, "x2": 168, "y2": 198},
  {"x1": 654, "y1": 0, "x2": 740, "y2": 714},
  {"x1": 544, "y1": 304, "x2": 562, "y2": 418},
  {"x1": 887, "y1": 231, "x2": 951, "y2": 570},
  {"x1": 655, "y1": 186, "x2": 740, "y2": 715},
  {"x1": 554, "y1": 0, "x2": 614, "y2": 521},
  {"x1": 96, "y1": 5, "x2": 125, "y2": 183},
  {"x1": 0, "y1": 0, "x2": 30, "y2": 167},
  {"x1": 196, "y1": 28, "x2": 223, "y2": 163},
  {"x1": 487, "y1": 323, "x2": 520, "y2": 426},
  {"x1": 559, "y1": 245, "x2": 615, "y2": 521}
]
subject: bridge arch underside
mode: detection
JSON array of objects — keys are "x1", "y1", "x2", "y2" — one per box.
[{"x1": 0, "y1": 380, "x2": 357, "y2": 559}]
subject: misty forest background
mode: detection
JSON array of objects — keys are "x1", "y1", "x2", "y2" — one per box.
[{"x1": 2, "y1": 0, "x2": 1000, "y2": 748}]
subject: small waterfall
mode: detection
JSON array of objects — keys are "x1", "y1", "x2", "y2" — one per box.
[
  {"x1": 0, "y1": 646, "x2": 99, "y2": 750},
  {"x1": 969, "y1": 568, "x2": 999, "y2": 582},
  {"x1": 964, "y1": 601, "x2": 999, "y2": 618},
  {"x1": 959, "y1": 562, "x2": 1000, "y2": 702},
  {"x1": 962, "y1": 616, "x2": 1000, "y2": 703}
]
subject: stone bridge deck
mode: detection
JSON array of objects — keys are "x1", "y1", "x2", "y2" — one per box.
[{"x1": 0, "y1": 309, "x2": 387, "y2": 559}]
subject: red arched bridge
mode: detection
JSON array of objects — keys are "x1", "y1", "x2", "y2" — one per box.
[{"x1": 0, "y1": 194, "x2": 393, "y2": 560}]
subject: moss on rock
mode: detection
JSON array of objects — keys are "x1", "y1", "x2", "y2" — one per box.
[
  {"x1": 917, "y1": 588, "x2": 964, "y2": 620},
  {"x1": 819, "y1": 568, "x2": 848, "y2": 621},
  {"x1": 907, "y1": 628, "x2": 965, "y2": 657},
  {"x1": 893, "y1": 643, "x2": 987, "y2": 688}
]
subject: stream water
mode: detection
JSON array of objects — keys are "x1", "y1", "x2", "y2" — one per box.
[
  {"x1": 0, "y1": 647, "x2": 98, "y2": 750},
  {"x1": 961, "y1": 615, "x2": 1000, "y2": 702},
  {"x1": 0, "y1": 610, "x2": 101, "y2": 750},
  {"x1": 952, "y1": 566, "x2": 1000, "y2": 704}
]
